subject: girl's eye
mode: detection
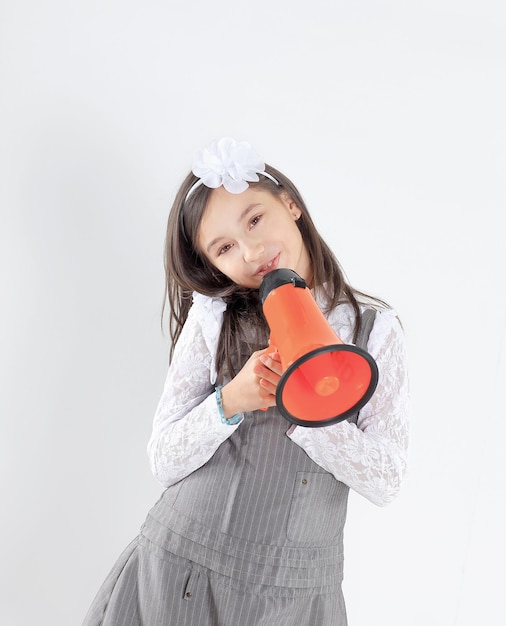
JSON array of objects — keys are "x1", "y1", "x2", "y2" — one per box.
[
  {"x1": 218, "y1": 243, "x2": 232, "y2": 256},
  {"x1": 250, "y1": 215, "x2": 261, "y2": 228}
]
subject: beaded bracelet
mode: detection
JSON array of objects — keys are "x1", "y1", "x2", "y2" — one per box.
[{"x1": 215, "y1": 385, "x2": 242, "y2": 425}]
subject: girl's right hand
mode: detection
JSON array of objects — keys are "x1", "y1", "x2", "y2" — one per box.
[{"x1": 219, "y1": 347, "x2": 282, "y2": 417}]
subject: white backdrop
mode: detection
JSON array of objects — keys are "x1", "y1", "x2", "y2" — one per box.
[{"x1": 1, "y1": 1, "x2": 504, "y2": 624}]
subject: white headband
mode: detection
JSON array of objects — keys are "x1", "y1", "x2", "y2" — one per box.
[{"x1": 184, "y1": 137, "x2": 279, "y2": 203}]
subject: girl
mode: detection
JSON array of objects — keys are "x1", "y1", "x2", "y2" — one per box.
[{"x1": 83, "y1": 137, "x2": 410, "y2": 625}]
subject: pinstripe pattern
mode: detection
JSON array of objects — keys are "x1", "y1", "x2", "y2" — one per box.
[
  {"x1": 83, "y1": 310, "x2": 376, "y2": 625},
  {"x1": 83, "y1": 536, "x2": 347, "y2": 625}
]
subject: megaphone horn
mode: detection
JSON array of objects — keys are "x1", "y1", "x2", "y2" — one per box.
[{"x1": 259, "y1": 268, "x2": 379, "y2": 427}]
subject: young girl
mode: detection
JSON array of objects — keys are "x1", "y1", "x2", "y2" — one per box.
[{"x1": 83, "y1": 137, "x2": 410, "y2": 626}]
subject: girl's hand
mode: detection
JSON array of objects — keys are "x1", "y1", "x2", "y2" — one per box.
[{"x1": 219, "y1": 348, "x2": 282, "y2": 417}]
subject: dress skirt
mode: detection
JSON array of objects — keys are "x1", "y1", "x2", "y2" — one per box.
[{"x1": 82, "y1": 534, "x2": 347, "y2": 626}]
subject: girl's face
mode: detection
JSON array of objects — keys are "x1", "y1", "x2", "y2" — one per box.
[{"x1": 197, "y1": 186, "x2": 312, "y2": 289}]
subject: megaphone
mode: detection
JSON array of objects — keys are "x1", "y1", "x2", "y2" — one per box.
[{"x1": 259, "y1": 268, "x2": 379, "y2": 427}]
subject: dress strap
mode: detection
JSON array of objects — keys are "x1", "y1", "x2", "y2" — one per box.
[{"x1": 347, "y1": 308, "x2": 377, "y2": 425}]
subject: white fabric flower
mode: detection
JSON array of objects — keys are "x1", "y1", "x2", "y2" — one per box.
[{"x1": 192, "y1": 137, "x2": 266, "y2": 194}]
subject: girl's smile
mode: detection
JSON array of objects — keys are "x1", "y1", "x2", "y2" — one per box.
[
  {"x1": 197, "y1": 186, "x2": 312, "y2": 289},
  {"x1": 255, "y1": 252, "x2": 280, "y2": 277}
]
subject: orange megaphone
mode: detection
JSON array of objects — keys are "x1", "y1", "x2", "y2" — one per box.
[{"x1": 259, "y1": 268, "x2": 379, "y2": 427}]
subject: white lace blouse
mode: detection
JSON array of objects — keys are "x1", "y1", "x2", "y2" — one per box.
[{"x1": 147, "y1": 292, "x2": 410, "y2": 507}]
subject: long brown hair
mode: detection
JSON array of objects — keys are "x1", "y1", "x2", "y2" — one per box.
[{"x1": 163, "y1": 164, "x2": 386, "y2": 381}]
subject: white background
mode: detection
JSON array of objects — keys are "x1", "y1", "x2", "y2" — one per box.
[{"x1": 1, "y1": 1, "x2": 504, "y2": 624}]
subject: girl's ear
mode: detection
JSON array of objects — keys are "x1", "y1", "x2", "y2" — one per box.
[{"x1": 280, "y1": 191, "x2": 302, "y2": 220}]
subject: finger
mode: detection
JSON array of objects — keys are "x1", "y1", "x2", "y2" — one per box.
[
  {"x1": 253, "y1": 347, "x2": 271, "y2": 358},
  {"x1": 253, "y1": 363, "x2": 271, "y2": 379},
  {"x1": 256, "y1": 370, "x2": 281, "y2": 391},
  {"x1": 259, "y1": 354, "x2": 283, "y2": 376},
  {"x1": 259, "y1": 378, "x2": 278, "y2": 397},
  {"x1": 253, "y1": 361, "x2": 281, "y2": 381}
]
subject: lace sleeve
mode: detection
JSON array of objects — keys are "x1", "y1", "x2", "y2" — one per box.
[
  {"x1": 288, "y1": 309, "x2": 410, "y2": 506},
  {"x1": 147, "y1": 296, "x2": 242, "y2": 488}
]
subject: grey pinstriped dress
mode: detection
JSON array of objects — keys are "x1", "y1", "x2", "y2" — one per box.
[{"x1": 83, "y1": 310, "x2": 376, "y2": 626}]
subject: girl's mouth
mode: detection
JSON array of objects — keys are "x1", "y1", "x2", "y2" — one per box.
[{"x1": 256, "y1": 254, "x2": 279, "y2": 277}]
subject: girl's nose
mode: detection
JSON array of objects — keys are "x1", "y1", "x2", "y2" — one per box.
[{"x1": 243, "y1": 241, "x2": 264, "y2": 263}]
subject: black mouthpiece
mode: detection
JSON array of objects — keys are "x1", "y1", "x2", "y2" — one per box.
[{"x1": 259, "y1": 269, "x2": 307, "y2": 304}]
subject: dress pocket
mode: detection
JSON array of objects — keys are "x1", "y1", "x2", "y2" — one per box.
[{"x1": 286, "y1": 471, "x2": 350, "y2": 545}]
